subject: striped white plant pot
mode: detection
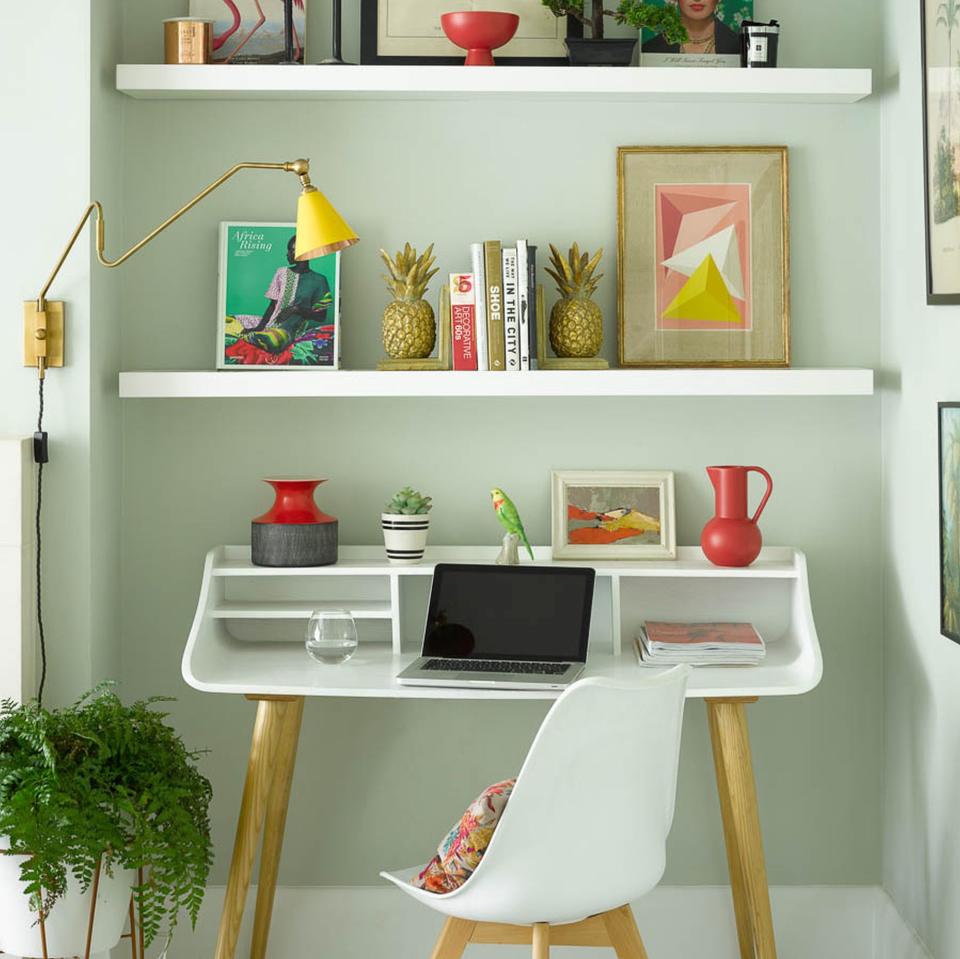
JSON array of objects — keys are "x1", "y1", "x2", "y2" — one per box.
[{"x1": 381, "y1": 513, "x2": 430, "y2": 565}]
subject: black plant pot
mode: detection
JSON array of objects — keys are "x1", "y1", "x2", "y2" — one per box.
[{"x1": 565, "y1": 38, "x2": 637, "y2": 67}]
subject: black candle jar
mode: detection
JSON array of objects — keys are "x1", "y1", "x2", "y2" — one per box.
[{"x1": 740, "y1": 20, "x2": 780, "y2": 68}]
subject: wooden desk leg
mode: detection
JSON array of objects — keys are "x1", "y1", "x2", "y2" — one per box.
[
  {"x1": 707, "y1": 698, "x2": 777, "y2": 959},
  {"x1": 213, "y1": 696, "x2": 305, "y2": 959}
]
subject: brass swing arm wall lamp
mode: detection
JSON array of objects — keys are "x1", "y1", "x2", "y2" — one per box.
[{"x1": 24, "y1": 157, "x2": 359, "y2": 378}]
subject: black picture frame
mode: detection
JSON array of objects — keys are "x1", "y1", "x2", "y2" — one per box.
[
  {"x1": 360, "y1": 0, "x2": 582, "y2": 65},
  {"x1": 921, "y1": 0, "x2": 960, "y2": 304},
  {"x1": 939, "y1": 402, "x2": 960, "y2": 643}
]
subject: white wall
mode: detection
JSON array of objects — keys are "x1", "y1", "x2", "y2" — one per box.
[
  {"x1": 880, "y1": 1, "x2": 960, "y2": 957},
  {"x1": 0, "y1": 438, "x2": 34, "y2": 702}
]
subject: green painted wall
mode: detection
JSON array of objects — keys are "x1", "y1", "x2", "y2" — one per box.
[
  {"x1": 116, "y1": 2, "x2": 884, "y2": 887},
  {"x1": 881, "y1": 0, "x2": 960, "y2": 955},
  {"x1": 0, "y1": 0, "x2": 123, "y2": 706}
]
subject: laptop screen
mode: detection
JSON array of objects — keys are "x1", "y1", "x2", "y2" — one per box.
[{"x1": 422, "y1": 564, "x2": 595, "y2": 662}]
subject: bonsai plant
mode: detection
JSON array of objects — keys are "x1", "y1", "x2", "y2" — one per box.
[
  {"x1": 542, "y1": 0, "x2": 687, "y2": 65},
  {"x1": 0, "y1": 686, "x2": 212, "y2": 958},
  {"x1": 382, "y1": 487, "x2": 433, "y2": 565}
]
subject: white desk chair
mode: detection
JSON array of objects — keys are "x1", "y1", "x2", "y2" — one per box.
[{"x1": 381, "y1": 666, "x2": 690, "y2": 959}]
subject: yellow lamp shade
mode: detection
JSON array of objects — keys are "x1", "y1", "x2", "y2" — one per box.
[{"x1": 295, "y1": 188, "x2": 359, "y2": 260}]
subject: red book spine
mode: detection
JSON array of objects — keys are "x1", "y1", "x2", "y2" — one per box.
[{"x1": 450, "y1": 273, "x2": 478, "y2": 371}]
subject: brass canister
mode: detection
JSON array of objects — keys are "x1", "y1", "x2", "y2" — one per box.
[{"x1": 163, "y1": 18, "x2": 214, "y2": 64}]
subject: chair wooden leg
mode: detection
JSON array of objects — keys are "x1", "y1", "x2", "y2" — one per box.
[
  {"x1": 602, "y1": 906, "x2": 649, "y2": 959},
  {"x1": 213, "y1": 696, "x2": 304, "y2": 959},
  {"x1": 532, "y1": 922, "x2": 550, "y2": 959},
  {"x1": 430, "y1": 918, "x2": 476, "y2": 959},
  {"x1": 250, "y1": 696, "x2": 304, "y2": 959},
  {"x1": 708, "y1": 699, "x2": 778, "y2": 959}
]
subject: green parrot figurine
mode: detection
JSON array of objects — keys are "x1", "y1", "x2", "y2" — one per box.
[{"x1": 490, "y1": 487, "x2": 534, "y2": 561}]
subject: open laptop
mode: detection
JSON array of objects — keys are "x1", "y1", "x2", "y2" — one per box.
[{"x1": 396, "y1": 563, "x2": 596, "y2": 690}]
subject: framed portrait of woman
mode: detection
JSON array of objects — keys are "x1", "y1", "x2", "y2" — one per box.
[
  {"x1": 922, "y1": 0, "x2": 960, "y2": 303},
  {"x1": 617, "y1": 146, "x2": 789, "y2": 368},
  {"x1": 641, "y1": 0, "x2": 751, "y2": 67},
  {"x1": 360, "y1": 0, "x2": 580, "y2": 64},
  {"x1": 217, "y1": 222, "x2": 341, "y2": 370}
]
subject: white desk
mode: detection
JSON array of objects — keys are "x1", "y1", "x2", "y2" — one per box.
[{"x1": 184, "y1": 546, "x2": 822, "y2": 959}]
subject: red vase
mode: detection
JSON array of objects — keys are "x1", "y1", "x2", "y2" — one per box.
[
  {"x1": 700, "y1": 466, "x2": 773, "y2": 568},
  {"x1": 253, "y1": 479, "x2": 335, "y2": 525},
  {"x1": 252, "y1": 478, "x2": 338, "y2": 567}
]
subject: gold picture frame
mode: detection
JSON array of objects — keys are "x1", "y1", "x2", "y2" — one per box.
[{"x1": 617, "y1": 146, "x2": 790, "y2": 368}]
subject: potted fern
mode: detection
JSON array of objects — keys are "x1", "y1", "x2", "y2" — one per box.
[
  {"x1": 543, "y1": 0, "x2": 687, "y2": 65},
  {"x1": 0, "y1": 687, "x2": 212, "y2": 958},
  {"x1": 382, "y1": 487, "x2": 432, "y2": 565}
]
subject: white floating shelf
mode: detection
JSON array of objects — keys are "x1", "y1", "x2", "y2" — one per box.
[
  {"x1": 116, "y1": 64, "x2": 872, "y2": 104},
  {"x1": 118, "y1": 368, "x2": 874, "y2": 399}
]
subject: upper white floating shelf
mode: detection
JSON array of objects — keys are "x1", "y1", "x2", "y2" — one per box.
[
  {"x1": 118, "y1": 368, "x2": 874, "y2": 399},
  {"x1": 116, "y1": 64, "x2": 872, "y2": 104}
]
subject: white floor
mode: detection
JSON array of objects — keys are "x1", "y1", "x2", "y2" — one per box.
[{"x1": 142, "y1": 884, "x2": 931, "y2": 959}]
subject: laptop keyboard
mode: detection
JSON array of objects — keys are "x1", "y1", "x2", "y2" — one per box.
[{"x1": 423, "y1": 658, "x2": 570, "y2": 676}]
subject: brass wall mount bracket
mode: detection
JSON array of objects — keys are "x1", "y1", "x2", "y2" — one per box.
[{"x1": 23, "y1": 301, "x2": 65, "y2": 372}]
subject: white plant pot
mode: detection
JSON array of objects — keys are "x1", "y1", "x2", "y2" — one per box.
[
  {"x1": 381, "y1": 513, "x2": 430, "y2": 565},
  {"x1": 0, "y1": 844, "x2": 134, "y2": 958}
]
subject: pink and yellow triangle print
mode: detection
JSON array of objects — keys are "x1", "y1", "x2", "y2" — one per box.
[{"x1": 655, "y1": 183, "x2": 752, "y2": 332}]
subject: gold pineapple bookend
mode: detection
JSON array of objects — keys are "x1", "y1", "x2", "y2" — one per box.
[
  {"x1": 377, "y1": 242, "x2": 451, "y2": 371},
  {"x1": 538, "y1": 243, "x2": 609, "y2": 370},
  {"x1": 377, "y1": 283, "x2": 451, "y2": 371}
]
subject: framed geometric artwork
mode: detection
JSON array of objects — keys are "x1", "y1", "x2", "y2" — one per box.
[
  {"x1": 551, "y1": 470, "x2": 676, "y2": 561},
  {"x1": 617, "y1": 146, "x2": 789, "y2": 368},
  {"x1": 360, "y1": 0, "x2": 580, "y2": 65},
  {"x1": 939, "y1": 403, "x2": 960, "y2": 642},
  {"x1": 921, "y1": 0, "x2": 960, "y2": 303}
]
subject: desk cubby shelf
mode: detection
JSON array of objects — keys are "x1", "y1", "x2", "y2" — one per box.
[
  {"x1": 184, "y1": 545, "x2": 822, "y2": 700},
  {"x1": 120, "y1": 368, "x2": 874, "y2": 398},
  {"x1": 117, "y1": 65, "x2": 872, "y2": 104}
]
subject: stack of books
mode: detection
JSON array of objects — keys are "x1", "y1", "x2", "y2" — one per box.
[
  {"x1": 634, "y1": 621, "x2": 767, "y2": 667},
  {"x1": 448, "y1": 240, "x2": 540, "y2": 372}
]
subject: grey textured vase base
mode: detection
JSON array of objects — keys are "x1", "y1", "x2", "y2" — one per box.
[{"x1": 251, "y1": 521, "x2": 339, "y2": 567}]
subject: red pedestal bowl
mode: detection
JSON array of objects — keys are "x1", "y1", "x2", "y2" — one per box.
[{"x1": 440, "y1": 11, "x2": 520, "y2": 66}]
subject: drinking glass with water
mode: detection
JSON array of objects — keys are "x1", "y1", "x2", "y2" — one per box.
[{"x1": 305, "y1": 609, "x2": 358, "y2": 664}]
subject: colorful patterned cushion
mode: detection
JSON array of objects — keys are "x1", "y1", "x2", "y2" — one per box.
[{"x1": 412, "y1": 779, "x2": 516, "y2": 894}]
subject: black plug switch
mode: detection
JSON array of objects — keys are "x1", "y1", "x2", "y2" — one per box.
[{"x1": 33, "y1": 431, "x2": 48, "y2": 464}]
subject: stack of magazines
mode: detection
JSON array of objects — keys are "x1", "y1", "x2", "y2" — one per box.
[{"x1": 635, "y1": 621, "x2": 766, "y2": 666}]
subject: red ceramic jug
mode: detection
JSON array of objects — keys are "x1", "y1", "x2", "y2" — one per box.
[{"x1": 700, "y1": 466, "x2": 773, "y2": 567}]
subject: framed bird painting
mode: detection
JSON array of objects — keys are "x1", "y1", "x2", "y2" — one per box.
[{"x1": 551, "y1": 471, "x2": 677, "y2": 561}]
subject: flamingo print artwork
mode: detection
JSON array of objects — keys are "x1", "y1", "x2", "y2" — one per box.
[{"x1": 193, "y1": 0, "x2": 306, "y2": 63}]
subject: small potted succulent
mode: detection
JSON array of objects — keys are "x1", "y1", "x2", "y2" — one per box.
[
  {"x1": 542, "y1": 0, "x2": 687, "y2": 66},
  {"x1": 0, "y1": 687, "x2": 212, "y2": 958},
  {"x1": 382, "y1": 487, "x2": 433, "y2": 565}
]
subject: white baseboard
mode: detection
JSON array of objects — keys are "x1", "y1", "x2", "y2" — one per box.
[{"x1": 141, "y1": 884, "x2": 932, "y2": 959}]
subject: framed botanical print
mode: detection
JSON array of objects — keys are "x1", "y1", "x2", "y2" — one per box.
[
  {"x1": 217, "y1": 222, "x2": 341, "y2": 369},
  {"x1": 922, "y1": 0, "x2": 960, "y2": 303},
  {"x1": 939, "y1": 403, "x2": 960, "y2": 642},
  {"x1": 618, "y1": 146, "x2": 789, "y2": 368},
  {"x1": 360, "y1": 0, "x2": 580, "y2": 65},
  {"x1": 551, "y1": 471, "x2": 676, "y2": 561}
]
